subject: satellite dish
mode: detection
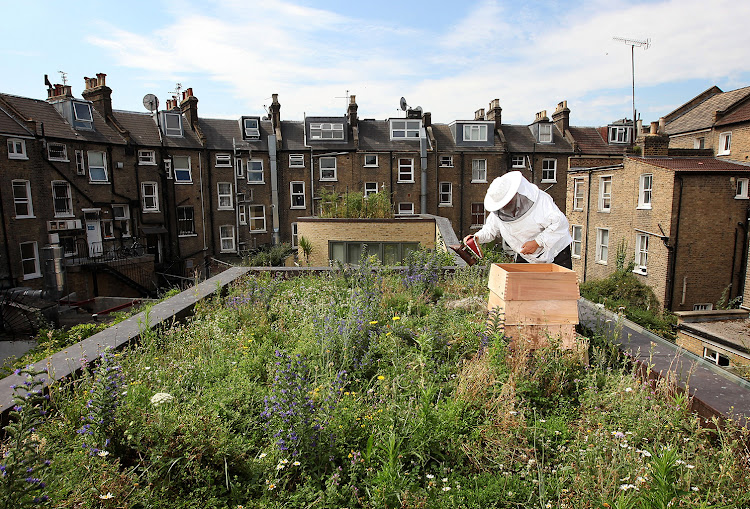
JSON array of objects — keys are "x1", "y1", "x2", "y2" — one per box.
[
  {"x1": 400, "y1": 97, "x2": 408, "y2": 111},
  {"x1": 143, "y1": 94, "x2": 159, "y2": 112},
  {"x1": 415, "y1": 106, "x2": 423, "y2": 113}
]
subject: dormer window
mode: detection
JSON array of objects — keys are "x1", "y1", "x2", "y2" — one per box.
[
  {"x1": 463, "y1": 124, "x2": 487, "y2": 142},
  {"x1": 538, "y1": 123, "x2": 552, "y2": 143},
  {"x1": 164, "y1": 113, "x2": 183, "y2": 137},
  {"x1": 243, "y1": 118, "x2": 260, "y2": 139},
  {"x1": 72, "y1": 102, "x2": 93, "y2": 129},
  {"x1": 310, "y1": 123, "x2": 344, "y2": 140},
  {"x1": 608, "y1": 126, "x2": 631, "y2": 144},
  {"x1": 390, "y1": 120, "x2": 421, "y2": 139}
]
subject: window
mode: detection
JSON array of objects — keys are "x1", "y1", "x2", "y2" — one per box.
[
  {"x1": 47, "y1": 143, "x2": 68, "y2": 161},
  {"x1": 542, "y1": 159, "x2": 556, "y2": 182},
  {"x1": 538, "y1": 123, "x2": 552, "y2": 143},
  {"x1": 471, "y1": 203, "x2": 486, "y2": 228},
  {"x1": 215, "y1": 153, "x2": 232, "y2": 167},
  {"x1": 310, "y1": 122, "x2": 344, "y2": 140},
  {"x1": 511, "y1": 155, "x2": 525, "y2": 168},
  {"x1": 398, "y1": 158, "x2": 414, "y2": 182},
  {"x1": 330, "y1": 241, "x2": 419, "y2": 265},
  {"x1": 364, "y1": 182, "x2": 378, "y2": 197},
  {"x1": 472, "y1": 159, "x2": 487, "y2": 182},
  {"x1": 172, "y1": 155, "x2": 192, "y2": 183},
  {"x1": 138, "y1": 150, "x2": 156, "y2": 165},
  {"x1": 243, "y1": 118, "x2": 260, "y2": 139},
  {"x1": 235, "y1": 158, "x2": 244, "y2": 178},
  {"x1": 596, "y1": 228, "x2": 609, "y2": 264},
  {"x1": 599, "y1": 176, "x2": 612, "y2": 212},
  {"x1": 439, "y1": 182, "x2": 452, "y2": 206},
  {"x1": 635, "y1": 234, "x2": 649, "y2": 274},
  {"x1": 320, "y1": 157, "x2": 337, "y2": 181},
  {"x1": 247, "y1": 160, "x2": 264, "y2": 183},
  {"x1": 289, "y1": 154, "x2": 305, "y2": 168},
  {"x1": 73, "y1": 102, "x2": 93, "y2": 126},
  {"x1": 291, "y1": 181, "x2": 306, "y2": 208},
  {"x1": 694, "y1": 137, "x2": 705, "y2": 149},
  {"x1": 141, "y1": 182, "x2": 159, "y2": 212},
  {"x1": 249, "y1": 205, "x2": 266, "y2": 232},
  {"x1": 20, "y1": 242, "x2": 40, "y2": 280},
  {"x1": 703, "y1": 347, "x2": 730, "y2": 367},
  {"x1": 572, "y1": 225, "x2": 582, "y2": 258},
  {"x1": 88, "y1": 151, "x2": 108, "y2": 182},
  {"x1": 217, "y1": 182, "x2": 233, "y2": 209},
  {"x1": 573, "y1": 178, "x2": 584, "y2": 211},
  {"x1": 102, "y1": 220, "x2": 114, "y2": 239},
  {"x1": 736, "y1": 178, "x2": 749, "y2": 199},
  {"x1": 7, "y1": 138, "x2": 27, "y2": 159},
  {"x1": 75, "y1": 150, "x2": 85, "y2": 174},
  {"x1": 220, "y1": 225, "x2": 235, "y2": 252},
  {"x1": 463, "y1": 124, "x2": 488, "y2": 141},
  {"x1": 113, "y1": 204, "x2": 131, "y2": 237},
  {"x1": 177, "y1": 206, "x2": 195, "y2": 236},
  {"x1": 164, "y1": 159, "x2": 173, "y2": 179},
  {"x1": 397, "y1": 202, "x2": 415, "y2": 215},
  {"x1": 439, "y1": 156, "x2": 454, "y2": 167},
  {"x1": 164, "y1": 113, "x2": 182, "y2": 137},
  {"x1": 238, "y1": 204, "x2": 247, "y2": 225},
  {"x1": 693, "y1": 303, "x2": 713, "y2": 311},
  {"x1": 12, "y1": 180, "x2": 33, "y2": 218},
  {"x1": 638, "y1": 174, "x2": 653, "y2": 208},
  {"x1": 291, "y1": 222, "x2": 298, "y2": 248},
  {"x1": 390, "y1": 119, "x2": 421, "y2": 139},
  {"x1": 364, "y1": 154, "x2": 378, "y2": 167},
  {"x1": 718, "y1": 132, "x2": 732, "y2": 155},
  {"x1": 608, "y1": 126, "x2": 631, "y2": 144},
  {"x1": 52, "y1": 181, "x2": 73, "y2": 217}
]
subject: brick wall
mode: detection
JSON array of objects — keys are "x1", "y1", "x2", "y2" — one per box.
[{"x1": 676, "y1": 330, "x2": 750, "y2": 368}]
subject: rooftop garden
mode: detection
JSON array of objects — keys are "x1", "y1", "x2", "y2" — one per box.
[
  {"x1": 317, "y1": 188, "x2": 394, "y2": 218},
  {"x1": 2, "y1": 254, "x2": 749, "y2": 508}
]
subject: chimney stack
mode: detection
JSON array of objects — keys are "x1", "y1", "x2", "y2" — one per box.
[
  {"x1": 347, "y1": 94, "x2": 358, "y2": 127},
  {"x1": 552, "y1": 100, "x2": 570, "y2": 136},
  {"x1": 422, "y1": 111, "x2": 431, "y2": 128},
  {"x1": 180, "y1": 87, "x2": 199, "y2": 129},
  {"x1": 81, "y1": 72, "x2": 113, "y2": 118},
  {"x1": 270, "y1": 93, "x2": 281, "y2": 132},
  {"x1": 486, "y1": 99, "x2": 502, "y2": 129},
  {"x1": 47, "y1": 84, "x2": 73, "y2": 101},
  {"x1": 636, "y1": 120, "x2": 669, "y2": 157},
  {"x1": 534, "y1": 110, "x2": 548, "y2": 123},
  {"x1": 474, "y1": 108, "x2": 485, "y2": 121}
]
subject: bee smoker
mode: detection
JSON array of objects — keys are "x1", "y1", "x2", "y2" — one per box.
[{"x1": 449, "y1": 236, "x2": 483, "y2": 266}]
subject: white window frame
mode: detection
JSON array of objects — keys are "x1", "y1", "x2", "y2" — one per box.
[
  {"x1": 289, "y1": 154, "x2": 305, "y2": 168},
  {"x1": 439, "y1": 155, "x2": 454, "y2": 167},
  {"x1": 572, "y1": 225, "x2": 582, "y2": 258},
  {"x1": 102, "y1": 219, "x2": 114, "y2": 239},
  {"x1": 73, "y1": 102, "x2": 93, "y2": 124},
  {"x1": 47, "y1": 142, "x2": 68, "y2": 161},
  {"x1": 141, "y1": 182, "x2": 159, "y2": 212},
  {"x1": 703, "y1": 347, "x2": 729, "y2": 367},
  {"x1": 7, "y1": 138, "x2": 27, "y2": 160},
  {"x1": 735, "y1": 178, "x2": 749, "y2": 199},
  {"x1": 638, "y1": 174, "x2": 653, "y2": 209},
  {"x1": 320, "y1": 157, "x2": 337, "y2": 181},
  {"x1": 471, "y1": 203, "x2": 486, "y2": 228},
  {"x1": 72, "y1": 150, "x2": 84, "y2": 175},
  {"x1": 718, "y1": 132, "x2": 732, "y2": 155},
  {"x1": 596, "y1": 228, "x2": 609, "y2": 265},
  {"x1": 52, "y1": 181, "x2": 73, "y2": 217},
  {"x1": 397, "y1": 202, "x2": 415, "y2": 215},
  {"x1": 172, "y1": 155, "x2": 192, "y2": 183},
  {"x1": 112, "y1": 204, "x2": 130, "y2": 220},
  {"x1": 164, "y1": 113, "x2": 183, "y2": 137},
  {"x1": 364, "y1": 154, "x2": 378, "y2": 167},
  {"x1": 164, "y1": 159, "x2": 173, "y2": 179},
  {"x1": 463, "y1": 124, "x2": 488, "y2": 142},
  {"x1": 694, "y1": 137, "x2": 705, "y2": 149},
  {"x1": 693, "y1": 303, "x2": 713, "y2": 311},
  {"x1": 573, "y1": 178, "x2": 584, "y2": 211},
  {"x1": 220, "y1": 225, "x2": 236, "y2": 252},
  {"x1": 244, "y1": 118, "x2": 260, "y2": 139},
  {"x1": 511, "y1": 155, "x2": 526, "y2": 168},
  {"x1": 439, "y1": 182, "x2": 453, "y2": 207},
  {"x1": 238, "y1": 204, "x2": 247, "y2": 225},
  {"x1": 398, "y1": 158, "x2": 414, "y2": 183},
  {"x1": 217, "y1": 182, "x2": 233, "y2": 210},
  {"x1": 290, "y1": 181, "x2": 306, "y2": 209},
  {"x1": 599, "y1": 176, "x2": 612, "y2": 212},
  {"x1": 538, "y1": 123, "x2": 552, "y2": 143},
  {"x1": 249, "y1": 205, "x2": 266, "y2": 232},
  {"x1": 364, "y1": 182, "x2": 378, "y2": 197},
  {"x1": 634, "y1": 234, "x2": 649, "y2": 275},
  {"x1": 291, "y1": 222, "x2": 298, "y2": 248},
  {"x1": 390, "y1": 119, "x2": 421, "y2": 139},
  {"x1": 87, "y1": 150, "x2": 108, "y2": 182},
  {"x1": 138, "y1": 150, "x2": 156, "y2": 165},
  {"x1": 235, "y1": 158, "x2": 244, "y2": 178},
  {"x1": 12, "y1": 180, "x2": 34, "y2": 218},
  {"x1": 541, "y1": 159, "x2": 556, "y2": 183},
  {"x1": 247, "y1": 160, "x2": 264, "y2": 183},
  {"x1": 471, "y1": 159, "x2": 487, "y2": 183},
  {"x1": 609, "y1": 126, "x2": 630, "y2": 144},
  {"x1": 309, "y1": 122, "x2": 344, "y2": 140},
  {"x1": 20, "y1": 241, "x2": 41, "y2": 280},
  {"x1": 215, "y1": 153, "x2": 232, "y2": 167},
  {"x1": 177, "y1": 205, "x2": 196, "y2": 236}
]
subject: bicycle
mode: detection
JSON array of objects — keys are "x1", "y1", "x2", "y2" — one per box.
[{"x1": 119, "y1": 238, "x2": 145, "y2": 257}]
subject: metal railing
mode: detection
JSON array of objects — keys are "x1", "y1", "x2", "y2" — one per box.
[{"x1": 65, "y1": 237, "x2": 148, "y2": 266}]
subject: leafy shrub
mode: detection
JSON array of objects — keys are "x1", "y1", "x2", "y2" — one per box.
[{"x1": 245, "y1": 243, "x2": 293, "y2": 267}]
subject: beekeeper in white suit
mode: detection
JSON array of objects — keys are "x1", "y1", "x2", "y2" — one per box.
[{"x1": 465, "y1": 171, "x2": 573, "y2": 268}]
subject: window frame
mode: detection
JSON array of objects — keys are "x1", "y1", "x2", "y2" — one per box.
[
  {"x1": 164, "y1": 113, "x2": 183, "y2": 137},
  {"x1": 471, "y1": 202, "x2": 486, "y2": 228},
  {"x1": 238, "y1": 204, "x2": 247, "y2": 225},
  {"x1": 439, "y1": 155, "x2": 454, "y2": 167},
  {"x1": 439, "y1": 182, "x2": 453, "y2": 207},
  {"x1": 735, "y1": 178, "x2": 749, "y2": 199},
  {"x1": 634, "y1": 233, "x2": 649, "y2": 275},
  {"x1": 290, "y1": 181, "x2": 306, "y2": 209},
  {"x1": 694, "y1": 137, "x2": 705, "y2": 149},
  {"x1": 7, "y1": 138, "x2": 27, "y2": 160},
  {"x1": 638, "y1": 174, "x2": 653, "y2": 209},
  {"x1": 177, "y1": 206, "x2": 196, "y2": 236},
  {"x1": 217, "y1": 182, "x2": 233, "y2": 210},
  {"x1": 511, "y1": 155, "x2": 526, "y2": 168},
  {"x1": 52, "y1": 181, "x2": 74, "y2": 217},
  {"x1": 87, "y1": 150, "x2": 109, "y2": 182},
  {"x1": 571, "y1": 225, "x2": 583, "y2": 258},
  {"x1": 397, "y1": 202, "x2": 415, "y2": 215},
  {"x1": 138, "y1": 150, "x2": 156, "y2": 165},
  {"x1": 249, "y1": 205, "x2": 267, "y2": 232},
  {"x1": 599, "y1": 176, "x2": 612, "y2": 212},
  {"x1": 541, "y1": 158, "x2": 557, "y2": 183},
  {"x1": 471, "y1": 159, "x2": 487, "y2": 183},
  {"x1": 718, "y1": 132, "x2": 732, "y2": 155},
  {"x1": 12, "y1": 180, "x2": 34, "y2": 218},
  {"x1": 235, "y1": 158, "x2": 244, "y2": 178},
  {"x1": 243, "y1": 118, "x2": 260, "y2": 139},
  {"x1": 47, "y1": 142, "x2": 68, "y2": 161},
  {"x1": 397, "y1": 158, "x2": 414, "y2": 183},
  {"x1": 538, "y1": 123, "x2": 553, "y2": 143},
  {"x1": 291, "y1": 222, "x2": 298, "y2": 248},
  {"x1": 219, "y1": 225, "x2": 236, "y2": 253},
  {"x1": 573, "y1": 177, "x2": 584, "y2": 211},
  {"x1": 364, "y1": 154, "x2": 378, "y2": 167},
  {"x1": 390, "y1": 119, "x2": 421, "y2": 139},
  {"x1": 172, "y1": 155, "x2": 192, "y2": 183},
  {"x1": 309, "y1": 122, "x2": 344, "y2": 140},
  {"x1": 364, "y1": 182, "x2": 378, "y2": 197},
  {"x1": 608, "y1": 126, "x2": 631, "y2": 144},
  {"x1": 164, "y1": 159, "x2": 173, "y2": 179},
  {"x1": 596, "y1": 228, "x2": 609, "y2": 265},
  {"x1": 215, "y1": 153, "x2": 232, "y2": 167},
  {"x1": 703, "y1": 347, "x2": 730, "y2": 367},
  {"x1": 247, "y1": 159, "x2": 264, "y2": 183},
  {"x1": 75, "y1": 150, "x2": 85, "y2": 175},
  {"x1": 289, "y1": 154, "x2": 305, "y2": 168},
  {"x1": 141, "y1": 181, "x2": 159, "y2": 212},
  {"x1": 463, "y1": 124, "x2": 488, "y2": 142},
  {"x1": 20, "y1": 241, "x2": 41, "y2": 280},
  {"x1": 320, "y1": 157, "x2": 337, "y2": 181}
]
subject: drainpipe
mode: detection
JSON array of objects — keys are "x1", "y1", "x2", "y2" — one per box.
[
  {"x1": 665, "y1": 175, "x2": 683, "y2": 310},
  {"x1": 420, "y1": 130, "x2": 428, "y2": 213},
  {"x1": 0, "y1": 183, "x2": 14, "y2": 286},
  {"x1": 198, "y1": 152, "x2": 207, "y2": 251},
  {"x1": 739, "y1": 206, "x2": 750, "y2": 302},
  {"x1": 459, "y1": 152, "x2": 465, "y2": 239},
  {"x1": 269, "y1": 135, "x2": 280, "y2": 245},
  {"x1": 389, "y1": 151, "x2": 393, "y2": 211},
  {"x1": 310, "y1": 147, "x2": 315, "y2": 215},
  {"x1": 233, "y1": 149, "x2": 240, "y2": 255},
  {"x1": 582, "y1": 169, "x2": 593, "y2": 283}
]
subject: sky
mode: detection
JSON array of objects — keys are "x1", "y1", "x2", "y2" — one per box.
[{"x1": 2, "y1": 0, "x2": 750, "y2": 127}]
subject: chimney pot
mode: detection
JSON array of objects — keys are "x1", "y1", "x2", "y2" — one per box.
[
  {"x1": 272, "y1": 93, "x2": 279, "y2": 104},
  {"x1": 535, "y1": 110, "x2": 548, "y2": 122},
  {"x1": 650, "y1": 121, "x2": 659, "y2": 134},
  {"x1": 350, "y1": 94, "x2": 356, "y2": 104},
  {"x1": 475, "y1": 108, "x2": 485, "y2": 120},
  {"x1": 96, "y1": 73, "x2": 106, "y2": 86}
]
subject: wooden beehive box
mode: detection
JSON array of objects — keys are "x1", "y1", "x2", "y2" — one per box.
[{"x1": 487, "y1": 263, "x2": 580, "y2": 350}]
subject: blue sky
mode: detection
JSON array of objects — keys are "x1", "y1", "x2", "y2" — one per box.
[{"x1": 3, "y1": 0, "x2": 750, "y2": 127}]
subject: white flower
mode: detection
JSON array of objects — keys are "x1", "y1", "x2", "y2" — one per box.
[
  {"x1": 686, "y1": 464, "x2": 695, "y2": 469},
  {"x1": 691, "y1": 486, "x2": 699, "y2": 492},
  {"x1": 509, "y1": 411, "x2": 518, "y2": 416},
  {"x1": 99, "y1": 492, "x2": 114, "y2": 499},
  {"x1": 97, "y1": 450, "x2": 109, "y2": 457},
  {"x1": 625, "y1": 387, "x2": 633, "y2": 392},
  {"x1": 150, "y1": 392, "x2": 174, "y2": 406},
  {"x1": 620, "y1": 484, "x2": 636, "y2": 491},
  {"x1": 426, "y1": 474, "x2": 434, "y2": 479},
  {"x1": 258, "y1": 453, "x2": 267, "y2": 459},
  {"x1": 442, "y1": 477, "x2": 448, "y2": 482},
  {"x1": 292, "y1": 461, "x2": 300, "y2": 466},
  {"x1": 442, "y1": 486, "x2": 451, "y2": 492},
  {"x1": 276, "y1": 463, "x2": 285, "y2": 470}
]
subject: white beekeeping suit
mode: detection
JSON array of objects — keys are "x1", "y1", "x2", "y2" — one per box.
[{"x1": 473, "y1": 171, "x2": 572, "y2": 264}]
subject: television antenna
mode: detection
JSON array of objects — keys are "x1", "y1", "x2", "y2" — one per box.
[
  {"x1": 613, "y1": 36, "x2": 650, "y2": 136},
  {"x1": 58, "y1": 71, "x2": 68, "y2": 86},
  {"x1": 169, "y1": 83, "x2": 183, "y2": 104},
  {"x1": 335, "y1": 90, "x2": 350, "y2": 110}
]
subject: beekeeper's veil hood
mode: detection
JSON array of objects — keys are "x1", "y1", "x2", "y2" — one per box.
[{"x1": 484, "y1": 171, "x2": 539, "y2": 220}]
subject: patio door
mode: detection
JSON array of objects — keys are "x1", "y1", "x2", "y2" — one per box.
[{"x1": 83, "y1": 209, "x2": 102, "y2": 257}]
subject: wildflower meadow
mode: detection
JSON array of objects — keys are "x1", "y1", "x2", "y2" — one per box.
[{"x1": 2, "y1": 254, "x2": 749, "y2": 508}]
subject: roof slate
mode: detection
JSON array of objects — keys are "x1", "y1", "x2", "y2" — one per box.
[
  {"x1": 114, "y1": 111, "x2": 202, "y2": 149},
  {"x1": 198, "y1": 118, "x2": 272, "y2": 151},
  {"x1": 568, "y1": 126, "x2": 628, "y2": 155},
  {"x1": 664, "y1": 86, "x2": 750, "y2": 135},
  {"x1": 358, "y1": 120, "x2": 426, "y2": 152},
  {"x1": 0, "y1": 106, "x2": 33, "y2": 137},
  {"x1": 502, "y1": 124, "x2": 572, "y2": 153},
  {"x1": 715, "y1": 100, "x2": 750, "y2": 127},
  {"x1": 629, "y1": 156, "x2": 750, "y2": 171}
]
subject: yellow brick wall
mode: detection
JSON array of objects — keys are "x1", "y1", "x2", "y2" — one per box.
[
  {"x1": 677, "y1": 331, "x2": 750, "y2": 367},
  {"x1": 297, "y1": 218, "x2": 436, "y2": 266}
]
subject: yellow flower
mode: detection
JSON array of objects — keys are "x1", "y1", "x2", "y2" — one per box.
[
  {"x1": 369, "y1": 320, "x2": 378, "y2": 325},
  {"x1": 268, "y1": 483, "x2": 276, "y2": 490},
  {"x1": 392, "y1": 316, "x2": 400, "y2": 321},
  {"x1": 377, "y1": 375, "x2": 385, "y2": 380}
]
